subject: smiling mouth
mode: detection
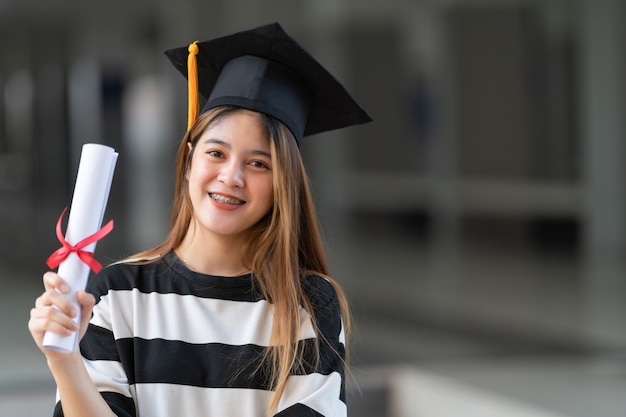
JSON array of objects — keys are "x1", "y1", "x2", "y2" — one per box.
[{"x1": 209, "y1": 193, "x2": 245, "y2": 205}]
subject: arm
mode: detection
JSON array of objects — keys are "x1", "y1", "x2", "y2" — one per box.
[
  {"x1": 274, "y1": 276, "x2": 348, "y2": 417},
  {"x1": 28, "y1": 272, "x2": 117, "y2": 417}
]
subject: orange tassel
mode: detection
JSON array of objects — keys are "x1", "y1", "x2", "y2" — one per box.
[{"x1": 187, "y1": 41, "x2": 200, "y2": 131}]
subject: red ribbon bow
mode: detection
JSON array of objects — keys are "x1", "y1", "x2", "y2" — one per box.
[{"x1": 46, "y1": 207, "x2": 114, "y2": 274}]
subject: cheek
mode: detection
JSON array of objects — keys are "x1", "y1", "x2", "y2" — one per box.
[
  {"x1": 263, "y1": 183, "x2": 275, "y2": 210},
  {"x1": 252, "y1": 176, "x2": 273, "y2": 208},
  {"x1": 187, "y1": 158, "x2": 212, "y2": 184},
  {"x1": 186, "y1": 163, "x2": 196, "y2": 184}
]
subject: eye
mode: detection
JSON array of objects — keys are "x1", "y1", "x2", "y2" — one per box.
[
  {"x1": 250, "y1": 160, "x2": 271, "y2": 170},
  {"x1": 206, "y1": 150, "x2": 223, "y2": 158}
]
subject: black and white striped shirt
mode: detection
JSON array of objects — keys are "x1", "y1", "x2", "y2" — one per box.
[{"x1": 53, "y1": 251, "x2": 346, "y2": 416}]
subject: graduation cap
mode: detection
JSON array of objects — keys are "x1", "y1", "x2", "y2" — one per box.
[{"x1": 164, "y1": 22, "x2": 372, "y2": 145}]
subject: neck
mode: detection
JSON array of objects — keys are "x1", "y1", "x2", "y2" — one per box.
[{"x1": 176, "y1": 223, "x2": 250, "y2": 277}]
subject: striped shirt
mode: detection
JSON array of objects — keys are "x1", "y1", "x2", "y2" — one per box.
[{"x1": 53, "y1": 251, "x2": 346, "y2": 417}]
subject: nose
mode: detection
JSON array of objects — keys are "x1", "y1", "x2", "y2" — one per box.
[{"x1": 217, "y1": 160, "x2": 245, "y2": 188}]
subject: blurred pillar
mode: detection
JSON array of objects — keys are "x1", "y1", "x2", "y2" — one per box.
[
  {"x1": 2, "y1": 67, "x2": 37, "y2": 265},
  {"x1": 67, "y1": 58, "x2": 103, "y2": 171},
  {"x1": 579, "y1": 0, "x2": 626, "y2": 346},
  {"x1": 4, "y1": 70, "x2": 35, "y2": 155},
  {"x1": 424, "y1": 3, "x2": 460, "y2": 253},
  {"x1": 122, "y1": 76, "x2": 175, "y2": 251},
  {"x1": 425, "y1": 4, "x2": 464, "y2": 312},
  {"x1": 35, "y1": 59, "x2": 70, "y2": 261},
  {"x1": 536, "y1": 0, "x2": 577, "y2": 179},
  {"x1": 580, "y1": 0, "x2": 626, "y2": 261}
]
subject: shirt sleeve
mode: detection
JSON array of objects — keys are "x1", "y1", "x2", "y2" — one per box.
[{"x1": 273, "y1": 276, "x2": 347, "y2": 417}]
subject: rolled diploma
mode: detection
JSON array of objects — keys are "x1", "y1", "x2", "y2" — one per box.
[{"x1": 42, "y1": 143, "x2": 118, "y2": 353}]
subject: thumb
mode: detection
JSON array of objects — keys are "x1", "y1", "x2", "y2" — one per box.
[{"x1": 75, "y1": 290, "x2": 96, "y2": 338}]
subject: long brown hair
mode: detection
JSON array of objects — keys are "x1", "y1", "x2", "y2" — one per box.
[{"x1": 131, "y1": 106, "x2": 351, "y2": 414}]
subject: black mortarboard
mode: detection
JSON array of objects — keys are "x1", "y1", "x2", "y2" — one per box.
[{"x1": 164, "y1": 22, "x2": 372, "y2": 145}]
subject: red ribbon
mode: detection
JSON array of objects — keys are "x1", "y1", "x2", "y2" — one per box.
[{"x1": 46, "y1": 207, "x2": 114, "y2": 274}]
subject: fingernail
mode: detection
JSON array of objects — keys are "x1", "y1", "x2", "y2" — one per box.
[{"x1": 61, "y1": 284, "x2": 69, "y2": 293}]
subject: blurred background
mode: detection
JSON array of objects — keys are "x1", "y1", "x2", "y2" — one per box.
[{"x1": 1, "y1": 0, "x2": 626, "y2": 415}]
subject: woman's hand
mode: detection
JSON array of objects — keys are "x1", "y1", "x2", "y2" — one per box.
[
  {"x1": 28, "y1": 271, "x2": 95, "y2": 362},
  {"x1": 28, "y1": 272, "x2": 118, "y2": 416}
]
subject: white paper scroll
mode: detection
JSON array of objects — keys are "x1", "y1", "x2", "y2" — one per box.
[{"x1": 43, "y1": 143, "x2": 118, "y2": 353}]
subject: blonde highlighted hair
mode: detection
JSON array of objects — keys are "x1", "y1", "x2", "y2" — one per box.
[{"x1": 131, "y1": 106, "x2": 351, "y2": 414}]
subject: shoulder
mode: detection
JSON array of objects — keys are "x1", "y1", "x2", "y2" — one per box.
[
  {"x1": 301, "y1": 274, "x2": 343, "y2": 341},
  {"x1": 86, "y1": 255, "x2": 167, "y2": 300},
  {"x1": 301, "y1": 274, "x2": 339, "y2": 310}
]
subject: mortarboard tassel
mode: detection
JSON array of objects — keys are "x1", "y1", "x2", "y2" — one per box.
[{"x1": 187, "y1": 41, "x2": 200, "y2": 131}]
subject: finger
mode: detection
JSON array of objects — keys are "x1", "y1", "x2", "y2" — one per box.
[
  {"x1": 76, "y1": 290, "x2": 96, "y2": 309},
  {"x1": 76, "y1": 291, "x2": 96, "y2": 332},
  {"x1": 35, "y1": 289, "x2": 79, "y2": 318},
  {"x1": 31, "y1": 304, "x2": 78, "y2": 328},
  {"x1": 29, "y1": 315, "x2": 77, "y2": 337},
  {"x1": 29, "y1": 306, "x2": 79, "y2": 335},
  {"x1": 43, "y1": 271, "x2": 70, "y2": 293},
  {"x1": 68, "y1": 292, "x2": 94, "y2": 343}
]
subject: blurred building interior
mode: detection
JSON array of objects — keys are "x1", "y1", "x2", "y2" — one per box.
[{"x1": 1, "y1": 0, "x2": 626, "y2": 416}]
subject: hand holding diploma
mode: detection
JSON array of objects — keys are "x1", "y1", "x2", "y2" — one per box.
[{"x1": 40, "y1": 144, "x2": 118, "y2": 353}]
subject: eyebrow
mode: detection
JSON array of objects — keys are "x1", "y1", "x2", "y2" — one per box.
[{"x1": 203, "y1": 137, "x2": 271, "y2": 159}]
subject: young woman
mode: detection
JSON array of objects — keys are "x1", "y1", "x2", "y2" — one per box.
[{"x1": 29, "y1": 22, "x2": 371, "y2": 417}]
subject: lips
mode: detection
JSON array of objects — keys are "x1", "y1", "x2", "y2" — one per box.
[{"x1": 209, "y1": 193, "x2": 245, "y2": 205}]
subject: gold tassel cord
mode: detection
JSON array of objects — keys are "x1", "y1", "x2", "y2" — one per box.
[{"x1": 187, "y1": 41, "x2": 200, "y2": 131}]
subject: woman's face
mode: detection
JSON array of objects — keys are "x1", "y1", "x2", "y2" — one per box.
[{"x1": 187, "y1": 110, "x2": 274, "y2": 241}]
